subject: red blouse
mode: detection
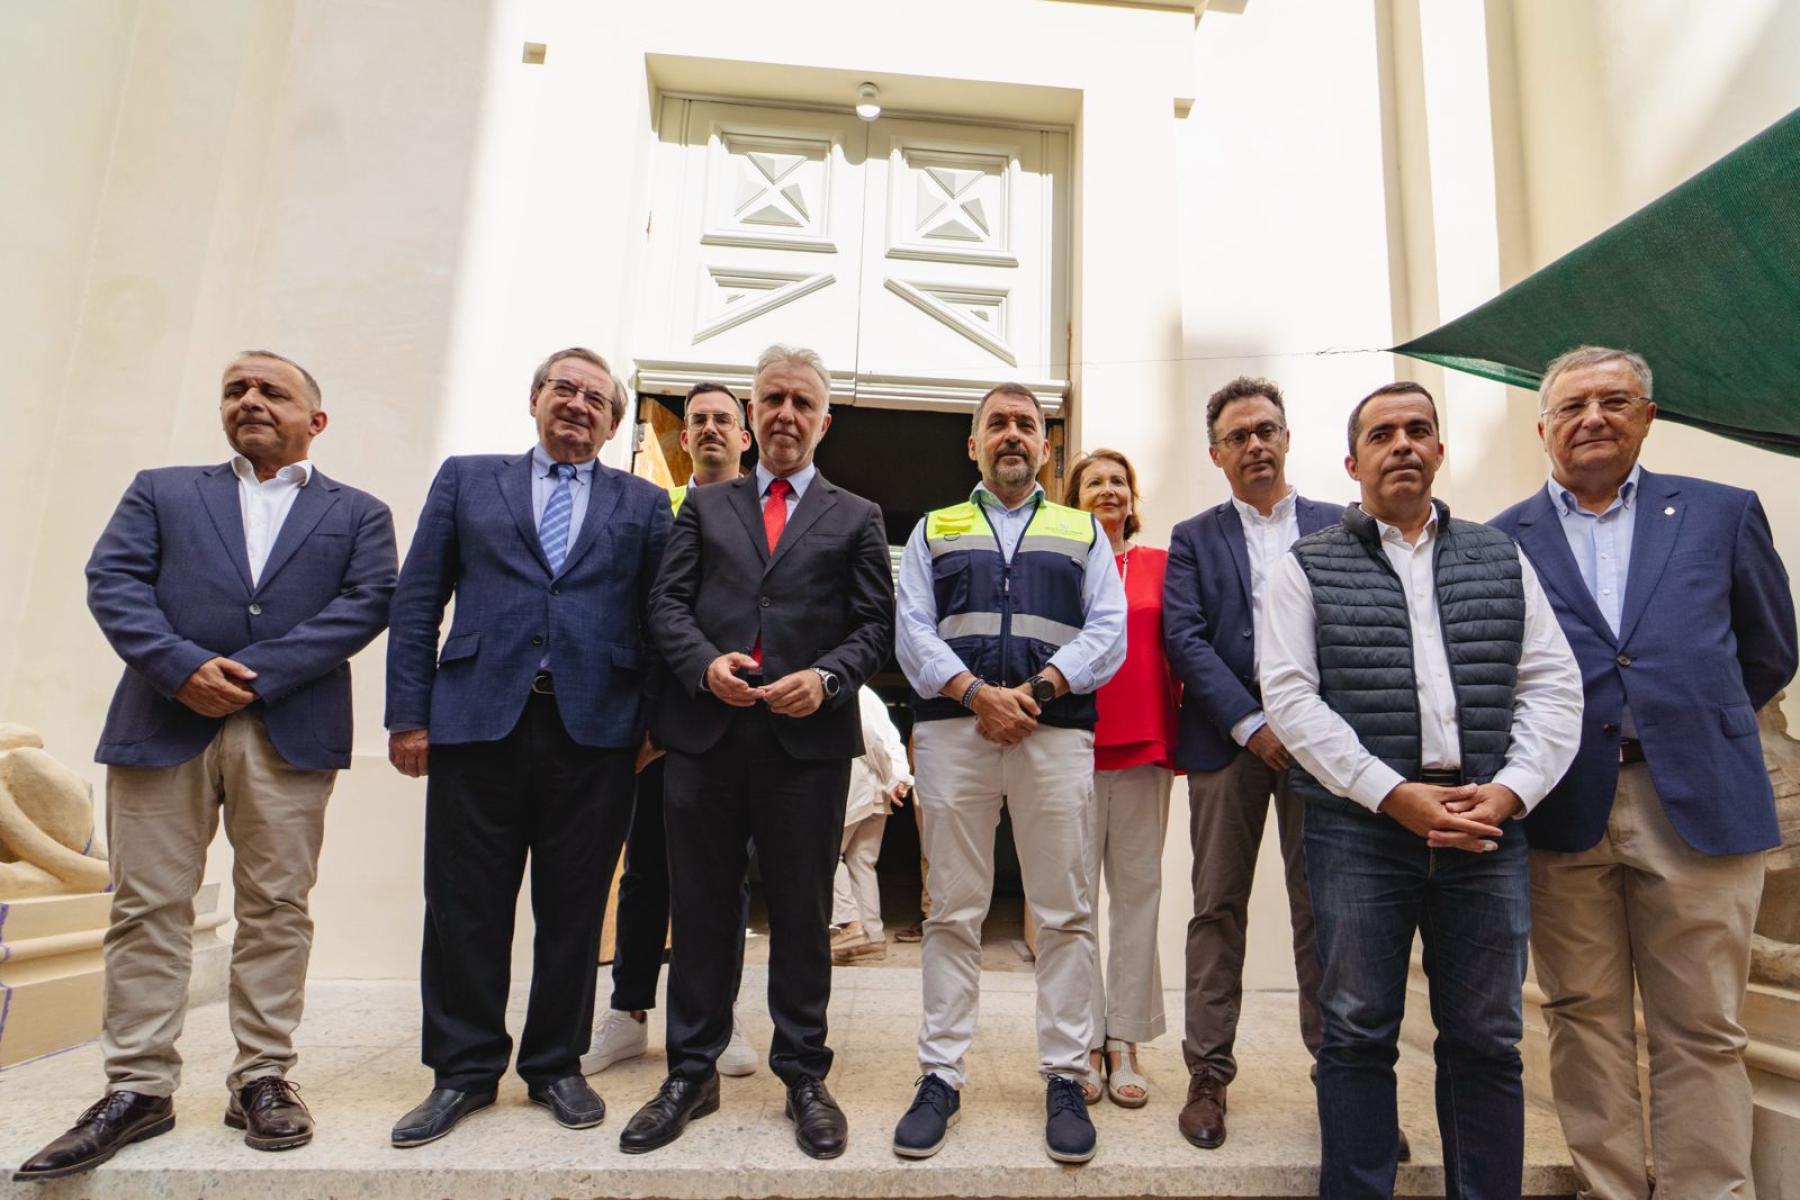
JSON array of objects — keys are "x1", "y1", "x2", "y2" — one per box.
[{"x1": 1094, "y1": 545, "x2": 1181, "y2": 771}]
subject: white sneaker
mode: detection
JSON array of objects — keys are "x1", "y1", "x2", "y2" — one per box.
[
  {"x1": 579, "y1": 1008, "x2": 647, "y2": 1075},
  {"x1": 717, "y1": 1010, "x2": 759, "y2": 1077}
]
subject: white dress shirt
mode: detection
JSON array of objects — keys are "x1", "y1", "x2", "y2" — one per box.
[
  {"x1": 529, "y1": 443, "x2": 597, "y2": 549},
  {"x1": 231, "y1": 455, "x2": 314, "y2": 588},
  {"x1": 896, "y1": 482, "x2": 1127, "y2": 699},
  {"x1": 754, "y1": 460, "x2": 817, "y2": 517},
  {"x1": 846, "y1": 685, "x2": 913, "y2": 826},
  {"x1": 1227, "y1": 487, "x2": 1301, "y2": 747},
  {"x1": 1258, "y1": 507, "x2": 1583, "y2": 813}
]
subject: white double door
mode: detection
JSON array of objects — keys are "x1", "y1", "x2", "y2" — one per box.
[{"x1": 638, "y1": 96, "x2": 1070, "y2": 405}]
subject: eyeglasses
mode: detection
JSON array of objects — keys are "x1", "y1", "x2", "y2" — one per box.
[
  {"x1": 685, "y1": 410, "x2": 740, "y2": 430},
  {"x1": 544, "y1": 378, "x2": 611, "y2": 408},
  {"x1": 1543, "y1": 393, "x2": 1647, "y2": 425},
  {"x1": 1217, "y1": 422, "x2": 1286, "y2": 451}
]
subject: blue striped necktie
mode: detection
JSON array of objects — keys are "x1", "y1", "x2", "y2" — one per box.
[{"x1": 539, "y1": 462, "x2": 575, "y2": 573}]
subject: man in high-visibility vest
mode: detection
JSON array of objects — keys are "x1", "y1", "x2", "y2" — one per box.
[
  {"x1": 582, "y1": 381, "x2": 752, "y2": 1077},
  {"x1": 891, "y1": 382, "x2": 1126, "y2": 1165}
]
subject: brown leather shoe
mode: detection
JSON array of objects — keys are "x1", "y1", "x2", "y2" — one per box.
[
  {"x1": 1177, "y1": 1073, "x2": 1227, "y2": 1149},
  {"x1": 13, "y1": 1091, "x2": 174, "y2": 1181},
  {"x1": 225, "y1": 1077, "x2": 314, "y2": 1151}
]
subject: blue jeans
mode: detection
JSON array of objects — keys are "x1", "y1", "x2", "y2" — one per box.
[{"x1": 1303, "y1": 801, "x2": 1529, "y2": 1200}]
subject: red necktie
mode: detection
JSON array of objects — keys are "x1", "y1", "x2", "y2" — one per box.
[{"x1": 752, "y1": 478, "x2": 792, "y2": 666}]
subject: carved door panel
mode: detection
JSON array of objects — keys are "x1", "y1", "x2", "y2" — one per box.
[{"x1": 639, "y1": 97, "x2": 868, "y2": 388}]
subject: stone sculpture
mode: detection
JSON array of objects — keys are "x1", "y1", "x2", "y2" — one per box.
[
  {"x1": 1754, "y1": 698, "x2": 1800, "y2": 988},
  {"x1": 0, "y1": 726, "x2": 110, "y2": 898}
]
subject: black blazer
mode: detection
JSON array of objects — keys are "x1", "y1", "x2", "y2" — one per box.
[{"x1": 648, "y1": 471, "x2": 895, "y2": 761}]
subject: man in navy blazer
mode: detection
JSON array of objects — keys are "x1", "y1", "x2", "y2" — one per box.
[
  {"x1": 17, "y1": 352, "x2": 396, "y2": 1183},
  {"x1": 384, "y1": 348, "x2": 670, "y2": 1148},
  {"x1": 1490, "y1": 345, "x2": 1797, "y2": 1200},
  {"x1": 1161, "y1": 376, "x2": 1342, "y2": 1152}
]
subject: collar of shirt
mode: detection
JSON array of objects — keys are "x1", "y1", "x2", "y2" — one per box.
[
  {"x1": 531, "y1": 443, "x2": 597, "y2": 483},
  {"x1": 971, "y1": 480, "x2": 1045, "y2": 512},
  {"x1": 1372, "y1": 504, "x2": 1439, "y2": 549},
  {"x1": 1549, "y1": 461, "x2": 1641, "y2": 520},
  {"x1": 1230, "y1": 486, "x2": 1297, "y2": 527},
  {"x1": 230, "y1": 455, "x2": 313, "y2": 487},
  {"x1": 755, "y1": 460, "x2": 816, "y2": 500}
]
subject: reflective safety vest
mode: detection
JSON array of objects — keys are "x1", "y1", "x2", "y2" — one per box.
[
  {"x1": 668, "y1": 484, "x2": 688, "y2": 515},
  {"x1": 911, "y1": 494, "x2": 1099, "y2": 730}
]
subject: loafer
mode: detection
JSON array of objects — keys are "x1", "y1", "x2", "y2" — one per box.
[
  {"x1": 619, "y1": 1074, "x2": 719, "y2": 1154},
  {"x1": 225, "y1": 1077, "x2": 313, "y2": 1151},
  {"x1": 1178, "y1": 1072, "x2": 1227, "y2": 1149},
  {"x1": 893, "y1": 1073, "x2": 960, "y2": 1159},
  {"x1": 390, "y1": 1086, "x2": 496, "y2": 1149},
  {"x1": 1044, "y1": 1074, "x2": 1096, "y2": 1164},
  {"x1": 785, "y1": 1077, "x2": 847, "y2": 1160},
  {"x1": 13, "y1": 1092, "x2": 174, "y2": 1181},
  {"x1": 528, "y1": 1075, "x2": 606, "y2": 1129}
]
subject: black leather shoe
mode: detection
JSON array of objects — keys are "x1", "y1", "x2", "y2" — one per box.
[
  {"x1": 390, "y1": 1087, "x2": 497, "y2": 1148},
  {"x1": 619, "y1": 1074, "x2": 720, "y2": 1154},
  {"x1": 1398, "y1": 1126, "x2": 1412, "y2": 1162},
  {"x1": 785, "y1": 1077, "x2": 847, "y2": 1160},
  {"x1": 13, "y1": 1092, "x2": 174, "y2": 1181},
  {"x1": 528, "y1": 1075, "x2": 606, "y2": 1129},
  {"x1": 225, "y1": 1077, "x2": 313, "y2": 1150}
]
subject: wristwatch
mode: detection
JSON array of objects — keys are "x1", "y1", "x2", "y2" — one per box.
[
  {"x1": 1027, "y1": 674, "x2": 1057, "y2": 706},
  {"x1": 813, "y1": 668, "x2": 842, "y2": 699}
]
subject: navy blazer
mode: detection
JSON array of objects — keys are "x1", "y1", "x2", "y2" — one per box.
[
  {"x1": 384, "y1": 451, "x2": 671, "y2": 749},
  {"x1": 1163, "y1": 495, "x2": 1342, "y2": 772},
  {"x1": 1491, "y1": 469, "x2": 1796, "y2": 854},
  {"x1": 86, "y1": 463, "x2": 397, "y2": 771}
]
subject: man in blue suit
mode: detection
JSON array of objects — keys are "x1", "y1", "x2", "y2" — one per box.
[
  {"x1": 1491, "y1": 345, "x2": 1796, "y2": 1200},
  {"x1": 384, "y1": 348, "x2": 671, "y2": 1147},
  {"x1": 16, "y1": 351, "x2": 396, "y2": 1182},
  {"x1": 1161, "y1": 376, "x2": 1343, "y2": 1152}
]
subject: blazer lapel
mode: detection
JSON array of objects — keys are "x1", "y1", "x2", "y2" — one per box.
[
  {"x1": 1215, "y1": 502, "x2": 1254, "y2": 615},
  {"x1": 196, "y1": 466, "x2": 254, "y2": 593},
  {"x1": 498, "y1": 452, "x2": 553, "y2": 577},
  {"x1": 1514, "y1": 487, "x2": 1616, "y2": 647},
  {"x1": 1616, "y1": 469, "x2": 1684, "y2": 648},
  {"x1": 728, "y1": 476, "x2": 771, "y2": 565},
  {"x1": 767, "y1": 474, "x2": 840, "y2": 574},
  {"x1": 253, "y1": 474, "x2": 340, "y2": 593},
  {"x1": 556, "y1": 464, "x2": 623, "y2": 578}
]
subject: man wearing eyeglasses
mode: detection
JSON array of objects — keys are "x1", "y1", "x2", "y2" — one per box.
[
  {"x1": 383, "y1": 348, "x2": 671, "y2": 1147},
  {"x1": 1161, "y1": 377, "x2": 1344, "y2": 1152},
  {"x1": 1491, "y1": 345, "x2": 1796, "y2": 1199}
]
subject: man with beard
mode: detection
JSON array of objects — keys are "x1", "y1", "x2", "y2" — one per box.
[
  {"x1": 583, "y1": 381, "x2": 759, "y2": 1078},
  {"x1": 890, "y1": 382, "x2": 1126, "y2": 1165},
  {"x1": 1259, "y1": 381, "x2": 1582, "y2": 1198},
  {"x1": 16, "y1": 352, "x2": 396, "y2": 1182},
  {"x1": 1491, "y1": 346, "x2": 1795, "y2": 1199},
  {"x1": 384, "y1": 348, "x2": 670, "y2": 1146},
  {"x1": 623, "y1": 344, "x2": 894, "y2": 1159}
]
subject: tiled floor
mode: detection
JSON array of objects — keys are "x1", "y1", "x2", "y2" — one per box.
[{"x1": 0, "y1": 965, "x2": 1575, "y2": 1198}]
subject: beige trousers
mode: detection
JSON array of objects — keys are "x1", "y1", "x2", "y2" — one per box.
[
  {"x1": 1529, "y1": 761, "x2": 1764, "y2": 1200},
  {"x1": 1084, "y1": 764, "x2": 1171, "y2": 1048},
  {"x1": 102, "y1": 712, "x2": 335, "y2": 1095},
  {"x1": 914, "y1": 719, "x2": 1096, "y2": 1087},
  {"x1": 832, "y1": 813, "x2": 887, "y2": 938}
]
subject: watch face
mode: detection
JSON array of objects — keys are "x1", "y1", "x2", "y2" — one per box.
[{"x1": 1032, "y1": 677, "x2": 1056, "y2": 704}]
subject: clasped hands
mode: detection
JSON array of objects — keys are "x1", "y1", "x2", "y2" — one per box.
[
  {"x1": 704, "y1": 652, "x2": 824, "y2": 717},
  {"x1": 1378, "y1": 780, "x2": 1522, "y2": 852},
  {"x1": 176, "y1": 656, "x2": 259, "y2": 717}
]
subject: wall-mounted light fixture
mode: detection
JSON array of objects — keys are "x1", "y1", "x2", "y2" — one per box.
[{"x1": 855, "y1": 83, "x2": 881, "y2": 122}]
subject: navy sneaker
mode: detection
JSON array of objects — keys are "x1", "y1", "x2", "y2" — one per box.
[
  {"x1": 1044, "y1": 1075, "x2": 1096, "y2": 1164},
  {"x1": 893, "y1": 1073, "x2": 960, "y2": 1159}
]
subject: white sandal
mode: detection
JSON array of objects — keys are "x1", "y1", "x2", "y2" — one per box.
[{"x1": 1104, "y1": 1037, "x2": 1149, "y2": 1108}]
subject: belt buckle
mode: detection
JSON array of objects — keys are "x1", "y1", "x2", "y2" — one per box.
[{"x1": 531, "y1": 672, "x2": 555, "y2": 696}]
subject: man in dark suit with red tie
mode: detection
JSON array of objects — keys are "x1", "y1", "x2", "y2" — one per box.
[{"x1": 622, "y1": 344, "x2": 894, "y2": 1159}]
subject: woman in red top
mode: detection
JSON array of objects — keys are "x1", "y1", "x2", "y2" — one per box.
[{"x1": 1066, "y1": 449, "x2": 1179, "y2": 1108}]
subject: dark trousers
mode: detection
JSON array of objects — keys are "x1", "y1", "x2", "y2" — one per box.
[
  {"x1": 663, "y1": 705, "x2": 848, "y2": 1085},
  {"x1": 420, "y1": 692, "x2": 634, "y2": 1090},
  {"x1": 1304, "y1": 801, "x2": 1529, "y2": 1200},
  {"x1": 609, "y1": 756, "x2": 750, "y2": 1013}
]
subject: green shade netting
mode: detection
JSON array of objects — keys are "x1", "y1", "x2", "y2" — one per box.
[{"x1": 1394, "y1": 107, "x2": 1800, "y2": 456}]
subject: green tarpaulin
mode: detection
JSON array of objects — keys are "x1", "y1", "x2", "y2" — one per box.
[{"x1": 1394, "y1": 108, "x2": 1800, "y2": 456}]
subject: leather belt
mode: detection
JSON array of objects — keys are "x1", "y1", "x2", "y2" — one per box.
[
  {"x1": 1619, "y1": 737, "x2": 1644, "y2": 765},
  {"x1": 1416, "y1": 768, "x2": 1464, "y2": 787},
  {"x1": 531, "y1": 671, "x2": 556, "y2": 696}
]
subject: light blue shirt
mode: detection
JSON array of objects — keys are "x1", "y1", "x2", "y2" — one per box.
[
  {"x1": 530, "y1": 443, "x2": 597, "y2": 550},
  {"x1": 1550, "y1": 462, "x2": 1641, "y2": 734},
  {"x1": 754, "y1": 460, "x2": 816, "y2": 517},
  {"x1": 896, "y1": 482, "x2": 1127, "y2": 699}
]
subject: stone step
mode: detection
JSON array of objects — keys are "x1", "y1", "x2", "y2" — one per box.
[{"x1": 0, "y1": 967, "x2": 1575, "y2": 1198}]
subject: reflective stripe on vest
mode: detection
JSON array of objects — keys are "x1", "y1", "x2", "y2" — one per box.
[{"x1": 668, "y1": 484, "x2": 688, "y2": 515}]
